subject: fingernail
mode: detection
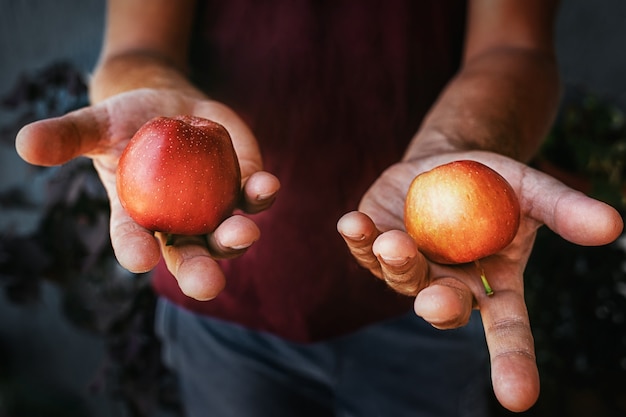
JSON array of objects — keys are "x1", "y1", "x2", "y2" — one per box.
[
  {"x1": 380, "y1": 255, "x2": 410, "y2": 267},
  {"x1": 342, "y1": 232, "x2": 365, "y2": 241},
  {"x1": 228, "y1": 242, "x2": 253, "y2": 251}
]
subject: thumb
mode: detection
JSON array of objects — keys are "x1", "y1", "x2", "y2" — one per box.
[
  {"x1": 16, "y1": 106, "x2": 106, "y2": 166},
  {"x1": 525, "y1": 171, "x2": 623, "y2": 245}
]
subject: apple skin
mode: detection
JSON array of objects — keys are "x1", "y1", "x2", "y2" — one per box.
[
  {"x1": 404, "y1": 160, "x2": 520, "y2": 264},
  {"x1": 116, "y1": 115, "x2": 241, "y2": 235}
]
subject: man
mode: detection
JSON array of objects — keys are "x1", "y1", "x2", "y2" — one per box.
[{"x1": 16, "y1": 0, "x2": 623, "y2": 415}]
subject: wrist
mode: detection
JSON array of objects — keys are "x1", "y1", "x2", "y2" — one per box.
[
  {"x1": 402, "y1": 127, "x2": 463, "y2": 162},
  {"x1": 89, "y1": 52, "x2": 205, "y2": 103},
  {"x1": 404, "y1": 48, "x2": 559, "y2": 164}
]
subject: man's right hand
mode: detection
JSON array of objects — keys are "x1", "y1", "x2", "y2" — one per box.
[{"x1": 16, "y1": 87, "x2": 280, "y2": 301}]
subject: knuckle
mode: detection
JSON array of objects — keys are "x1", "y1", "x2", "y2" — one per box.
[
  {"x1": 487, "y1": 316, "x2": 536, "y2": 360},
  {"x1": 384, "y1": 273, "x2": 425, "y2": 296}
]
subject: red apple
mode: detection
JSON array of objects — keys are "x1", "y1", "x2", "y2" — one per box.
[
  {"x1": 404, "y1": 160, "x2": 520, "y2": 265},
  {"x1": 116, "y1": 115, "x2": 241, "y2": 235}
]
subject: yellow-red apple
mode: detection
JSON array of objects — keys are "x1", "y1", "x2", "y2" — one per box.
[{"x1": 404, "y1": 160, "x2": 520, "y2": 265}]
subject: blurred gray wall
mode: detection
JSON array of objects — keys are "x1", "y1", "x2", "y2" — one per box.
[
  {"x1": 0, "y1": 0, "x2": 105, "y2": 99},
  {"x1": 556, "y1": 1, "x2": 626, "y2": 105}
]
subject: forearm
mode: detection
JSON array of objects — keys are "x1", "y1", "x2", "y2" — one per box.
[
  {"x1": 89, "y1": 0, "x2": 199, "y2": 103},
  {"x1": 406, "y1": 45, "x2": 560, "y2": 163}
]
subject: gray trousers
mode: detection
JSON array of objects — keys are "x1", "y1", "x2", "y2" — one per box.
[{"x1": 155, "y1": 298, "x2": 490, "y2": 417}]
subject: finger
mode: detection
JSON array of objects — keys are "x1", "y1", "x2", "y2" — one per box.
[
  {"x1": 372, "y1": 230, "x2": 428, "y2": 296},
  {"x1": 524, "y1": 171, "x2": 623, "y2": 245},
  {"x1": 109, "y1": 197, "x2": 162, "y2": 273},
  {"x1": 16, "y1": 106, "x2": 106, "y2": 166},
  {"x1": 156, "y1": 232, "x2": 226, "y2": 301},
  {"x1": 414, "y1": 277, "x2": 474, "y2": 329},
  {"x1": 206, "y1": 215, "x2": 261, "y2": 259},
  {"x1": 194, "y1": 100, "x2": 263, "y2": 179},
  {"x1": 337, "y1": 211, "x2": 383, "y2": 276},
  {"x1": 239, "y1": 171, "x2": 281, "y2": 213},
  {"x1": 480, "y1": 289, "x2": 539, "y2": 412}
]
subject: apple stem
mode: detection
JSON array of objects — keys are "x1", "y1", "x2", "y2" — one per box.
[{"x1": 474, "y1": 260, "x2": 494, "y2": 296}]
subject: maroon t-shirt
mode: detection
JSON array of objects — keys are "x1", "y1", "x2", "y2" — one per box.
[{"x1": 152, "y1": 0, "x2": 467, "y2": 342}]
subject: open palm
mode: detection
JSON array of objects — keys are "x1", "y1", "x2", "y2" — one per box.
[
  {"x1": 16, "y1": 88, "x2": 280, "y2": 300},
  {"x1": 338, "y1": 149, "x2": 623, "y2": 411}
]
